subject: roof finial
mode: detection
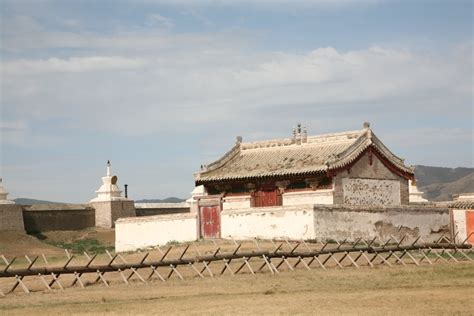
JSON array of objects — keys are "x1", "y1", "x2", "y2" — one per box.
[
  {"x1": 106, "y1": 160, "x2": 111, "y2": 176},
  {"x1": 302, "y1": 126, "x2": 308, "y2": 143},
  {"x1": 236, "y1": 136, "x2": 242, "y2": 144},
  {"x1": 363, "y1": 122, "x2": 371, "y2": 129}
]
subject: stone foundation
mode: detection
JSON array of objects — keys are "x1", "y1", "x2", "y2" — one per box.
[
  {"x1": 0, "y1": 204, "x2": 25, "y2": 231},
  {"x1": 92, "y1": 200, "x2": 136, "y2": 228}
]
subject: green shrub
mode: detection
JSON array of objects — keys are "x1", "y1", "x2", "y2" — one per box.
[{"x1": 48, "y1": 238, "x2": 113, "y2": 254}]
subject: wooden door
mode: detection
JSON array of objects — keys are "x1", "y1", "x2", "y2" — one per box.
[
  {"x1": 200, "y1": 206, "x2": 220, "y2": 238},
  {"x1": 466, "y1": 211, "x2": 474, "y2": 245}
]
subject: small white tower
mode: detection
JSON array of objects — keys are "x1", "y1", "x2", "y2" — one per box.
[
  {"x1": 0, "y1": 178, "x2": 25, "y2": 232},
  {"x1": 90, "y1": 161, "x2": 135, "y2": 228},
  {"x1": 409, "y1": 179, "x2": 428, "y2": 203},
  {"x1": 0, "y1": 178, "x2": 15, "y2": 204},
  {"x1": 90, "y1": 161, "x2": 128, "y2": 202}
]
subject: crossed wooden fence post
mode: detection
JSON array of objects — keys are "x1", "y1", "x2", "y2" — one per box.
[{"x1": 0, "y1": 233, "x2": 472, "y2": 296}]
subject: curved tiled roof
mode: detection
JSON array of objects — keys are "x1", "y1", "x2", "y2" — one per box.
[
  {"x1": 195, "y1": 127, "x2": 414, "y2": 184},
  {"x1": 449, "y1": 200, "x2": 474, "y2": 209}
]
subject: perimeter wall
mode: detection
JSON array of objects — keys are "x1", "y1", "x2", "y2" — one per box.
[{"x1": 116, "y1": 204, "x2": 450, "y2": 252}]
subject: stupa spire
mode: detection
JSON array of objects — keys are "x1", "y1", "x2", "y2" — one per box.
[{"x1": 107, "y1": 160, "x2": 111, "y2": 176}]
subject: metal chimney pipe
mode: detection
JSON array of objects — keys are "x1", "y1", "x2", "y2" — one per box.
[{"x1": 124, "y1": 184, "x2": 128, "y2": 198}]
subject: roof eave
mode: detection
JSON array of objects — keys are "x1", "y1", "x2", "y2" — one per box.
[{"x1": 195, "y1": 169, "x2": 327, "y2": 185}]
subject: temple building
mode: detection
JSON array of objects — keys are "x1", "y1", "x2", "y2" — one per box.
[{"x1": 194, "y1": 123, "x2": 415, "y2": 209}]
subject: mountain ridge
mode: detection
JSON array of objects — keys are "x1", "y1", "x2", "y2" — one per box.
[
  {"x1": 14, "y1": 197, "x2": 185, "y2": 205},
  {"x1": 414, "y1": 165, "x2": 474, "y2": 201},
  {"x1": 12, "y1": 166, "x2": 473, "y2": 204}
]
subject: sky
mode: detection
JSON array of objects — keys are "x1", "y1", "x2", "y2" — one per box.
[{"x1": 0, "y1": 0, "x2": 472, "y2": 203}]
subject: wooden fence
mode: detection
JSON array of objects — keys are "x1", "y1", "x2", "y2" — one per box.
[{"x1": 1, "y1": 233, "x2": 472, "y2": 296}]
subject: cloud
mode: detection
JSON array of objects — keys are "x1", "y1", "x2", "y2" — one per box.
[
  {"x1": 0, "y1": 120, "x2": 27, "y2": 132},
  {"x1": 135, "y1": 0, "x2": 380, "y2": 8},
  {"x1": 384, "y1": 128, "x2": 473, "y2": 148},
  {"x1": 2, "y1": 42, "x2": 471, "y2": 140},
  {"x1": 63, "y1": 19, "x2": 81, "y2": 28},
  {"x1": 3, "y1": 56, "x2": 147, "y2": 75},
  {"x1": 147, "y1": 13, "x2": 174, "y2": 28}
]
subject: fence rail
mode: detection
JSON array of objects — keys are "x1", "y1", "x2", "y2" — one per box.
[{"x1": 1, "y1": 233, "x2": 473, "y2": 296}]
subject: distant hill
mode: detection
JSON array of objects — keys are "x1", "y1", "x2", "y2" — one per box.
[
  {"x1": 414, "y1": 165, "x2": 474, "y2": 201},
  {"x1": 14, "y1": 198, "x2": 65, "y2": 205},
  {"x1": 135, "y1": 197, "x2": 185, "y2": 203},
  {"x1": 15, "y1": 197, "x2": 186, "y2": 205}
]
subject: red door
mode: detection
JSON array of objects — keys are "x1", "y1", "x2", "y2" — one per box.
[
  {"x1": 466, "y1": 211, "x2": 474, "y2": 245},
  {"x1": 200, "y1": 206, "x2": 220, "y2": 238}
]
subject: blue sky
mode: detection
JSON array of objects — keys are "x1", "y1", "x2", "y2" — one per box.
[{"x1": 1, "y1": 0, "x2": 472, "y2": 203}]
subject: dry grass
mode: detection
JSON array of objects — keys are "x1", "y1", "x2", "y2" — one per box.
[
  {"x1": 1, "y1": 233, "x2": 473, "y2": 314},
  {"x1": 0, "y1": 263, "x2": 473, "y2": 315},
  {"x1": 0, "y1": 230, "x2": 115, "y2": 258}
]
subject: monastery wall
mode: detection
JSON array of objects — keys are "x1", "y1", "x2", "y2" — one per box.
[
  {"x1": 115, "y1": 213, "x2": 197, "y2": 252},
  {"x1": 93, "y1": 200, "x2": 135, "y2": 229},
  {"x1": 451, "y1": 209, "x2": 474, "y2": 245},
  {"x1": 223, "y1": 196, "x2": 251, "y2": 210},
  {"x1": 114, "y1": 204, "x2": 450, "y2": 251},
  {"x1": 333, "y1": 152, "x2": 409, "y2": 206},
  {"x1": 452, "y1": 209, "x2": 468, "y2": 243},
  {"x1": 282, "y1": 190, "x2": 333, "y2": 206},
  {"x1": 23, "y1": 204, "x2": 95, "y2": 233},
  {"x1": 135, "y1": 203, "x2": 191, "y2": 216},
  {"x1": 222, "y1": 190, "x2": 333, "y2": 210},
  {"x1": 0, "y1": 204, "x2": 25, "y2": 231},
  {"x1": 4, "y1": 201, "x2": 189, "y2": 234},
  {"x1": 221, "y1": 205, "x2": 315, "y2": 240},
  {"x1": 312, "y1": 205, "x2": 449, "y2": 243}
]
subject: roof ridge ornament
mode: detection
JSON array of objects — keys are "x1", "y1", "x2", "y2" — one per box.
[
  {"x1": 363, "y1": 122, "x2": 372, "y2": 142},
  {"x1": 293, "y1": 123, "x2": 306, "y2": 145}
]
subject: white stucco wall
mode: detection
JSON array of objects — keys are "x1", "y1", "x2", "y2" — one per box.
[
  {"x1": 221, "y1": 205, "x2": 315, "y2": 240},
  {"x1": 223, "y1": 195, "x2": 251, "y2": 210},
  {"x1": 342, "y1": 178, "x2": 401, "y2": 206},
  {"x1": 313, "y1": 207, "x2": 449, "y2": 242},
  {"x1": 115, "y1": 203, "x2": 450, "y2": 252},
  {"x1": 452, "y1": 209, "x2": 467, "y2": 243},
  {"x1": 283, "y1": 190, "x2": 333, "y2": 206},
  {"x1": 222, "y1": 190, "x2": 334, "y2": 211},
  {"x1": 115, "y1": 213, "x2": 197, "y2": 252}
]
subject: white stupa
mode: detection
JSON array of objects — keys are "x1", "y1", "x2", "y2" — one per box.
[
  {"x1": 0, "y1": 178, "x2": 15, "y2": 204},
  {"x1": 90, "y1": 161, "x2": 129, "y2": 202},
  {"x1": 186, "y1": 185, "x2": 206, "y2": 203},
  {"x1": 409, "y1": 179, "x2": 428, "y2": 203}
]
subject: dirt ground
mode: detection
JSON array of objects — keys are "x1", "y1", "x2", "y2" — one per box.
[
  {"x1": 1, "y1": 232, "x2": 473, "y2": 314},
  {"x1": 0, "y1": 232, "x2": 64, "y2": 257},
  {"x1": 0, "y1": 229, "x2": 115, "y2": 258},
  {"x1": 0, "y1": 263, "x2": 473, "y2": 315}
]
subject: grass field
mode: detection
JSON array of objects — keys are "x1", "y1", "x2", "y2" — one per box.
[{"x1": 0, "y1": 263, "x2": 473, "y2": 315}]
